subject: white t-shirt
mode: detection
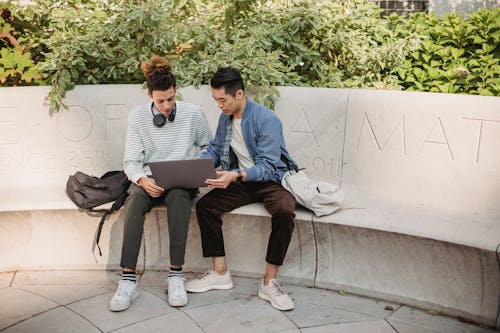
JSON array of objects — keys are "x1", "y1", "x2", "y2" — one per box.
[{"x1": 231, "y1": 118, "x2": 254, "y2": 170}]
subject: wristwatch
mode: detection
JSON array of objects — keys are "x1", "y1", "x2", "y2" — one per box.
[{"x1": 236, "y1": 170, "x2": 243, "y2": 181}]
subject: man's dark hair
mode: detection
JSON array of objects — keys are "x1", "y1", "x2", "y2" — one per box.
[{"x1": 210, "y1": 67, "x2": 245, "y2": 96}]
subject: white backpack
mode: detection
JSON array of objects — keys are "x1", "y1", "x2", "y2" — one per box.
[{"x1": 281, "y1": 170, "x2": 343, "y2": 217}]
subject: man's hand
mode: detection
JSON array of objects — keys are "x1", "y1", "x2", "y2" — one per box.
[
  {"x1": 138, "y1": 177, "x2": 164, "y2": 197},
  {"x1": 205, "y1": 170, "x2": 238, "y2": 189}
]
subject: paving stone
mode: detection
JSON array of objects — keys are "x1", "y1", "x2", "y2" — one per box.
[
  {"x1": 0, "y1": 288, "x2": 58, "y2": 330},
  {"x1": 113, "y1": 311, "x2": 203, "y2": 333},
  {"x1": 285, "y1": 298, "x2": 380, "y2": 328},
  {"x1": 301, "y1": 319, "x2": 396, "y2": 333},
  {"x1": 387, "y1": 320, "x2": 438, "y2": 333},
  {"x1": 67, "y1": 290, "x2": 174, "y2": 332},
  {"x1": 1, "y1": 306, "x2": 100, "y2": 333},
  {"x1": 387, "y1": 306, "x2": 497, "y2": 333},
  {"x1": 19, "y1": 284, "x2": 114, "y2": 305},
  {"x1": 286, "y1": 284, "x2": 400, "y2": 319},
  {"x1": 184, "y1": 297, "x2": 297, "y2": 333},
  {"x1": 140, "y1": 286, "x2": 169, "y2": 303}
]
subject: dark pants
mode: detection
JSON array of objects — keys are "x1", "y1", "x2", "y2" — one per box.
[
  {"x1": 196, "y1": 181, "x2": 296, "y2": 266},
  {"x1": 120, "y1": 183, "x2": 196, "y2": 269}
]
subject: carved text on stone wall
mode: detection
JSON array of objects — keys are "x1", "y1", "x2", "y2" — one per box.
[{"x1": 357, "y1": 112, "x2": 500, "y2": 163}]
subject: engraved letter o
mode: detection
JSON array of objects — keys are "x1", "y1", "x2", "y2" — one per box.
[{"x1": 57, "y1": 105, "x2": 94, "y2": 142}]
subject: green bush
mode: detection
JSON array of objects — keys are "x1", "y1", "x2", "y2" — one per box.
[
  {"x1": 10, "y1": 0, "x2": 188, "y2": 111},
  {"x1": 2, "y1": 0, "x2": 498, "y2": 112},
  {"x1": 0, "y1": 6, "x2": 41, "y2": 85},
  {"x1": 173, "y1": 0, "x2": 419, "y2": 105},
  {"x1": 392, "y1": 8, "x2": 500, "y2": 96}
]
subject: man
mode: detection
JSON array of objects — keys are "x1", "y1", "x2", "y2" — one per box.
[
  {"x1": 109, "y1": 56, "x2": 212, "y2": 311},
  {"x1": 186, "y1": 67, "x2": 298, "y2": 311}
]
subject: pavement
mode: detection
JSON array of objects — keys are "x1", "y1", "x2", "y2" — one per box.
[{"x1": 0, "y1": 270, "x2": 497, "y2": 333}]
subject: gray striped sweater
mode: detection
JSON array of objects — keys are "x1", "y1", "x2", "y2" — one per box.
[{"x1": 123, "y1": 101, "x2": 213, "y2": 183}]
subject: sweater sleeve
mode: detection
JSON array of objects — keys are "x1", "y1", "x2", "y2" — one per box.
[
  {"x1": 195, "y1": 110, "x2": 213, "y2": 154},
  {"x1": 123, "y1": 111, "x2": 146, "y2": 184}
]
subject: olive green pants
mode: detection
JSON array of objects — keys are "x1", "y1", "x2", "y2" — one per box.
[{"x1": 120, "y1": 183, "x2": 196, "y2": 269}]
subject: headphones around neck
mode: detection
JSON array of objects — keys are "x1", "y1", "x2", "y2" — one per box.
[{"x1": 152, "y1": 103, "x2": 176, "y2": 127}]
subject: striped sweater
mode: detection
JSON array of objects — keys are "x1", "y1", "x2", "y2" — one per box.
[{"x1": 123, "y1": 101, "x2": 213, "y2": 183}]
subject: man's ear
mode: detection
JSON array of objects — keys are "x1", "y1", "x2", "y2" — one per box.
[{"x1": 236, "y1": 89, "x2": 245, "y2": 100}]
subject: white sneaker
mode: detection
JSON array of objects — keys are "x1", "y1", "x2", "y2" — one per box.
[
  {"x1": 185, "y1": 270, "x2": 233, "y2": 293},
  {"x1": 167, "y1": 276, "x2": 188, "y2": 307},
  {"x1": 258, "y1": 279, "x2": 295, "y2": 311},
  {"x1": 109, "y1": 280, "x2": 139, "y2": 312}
]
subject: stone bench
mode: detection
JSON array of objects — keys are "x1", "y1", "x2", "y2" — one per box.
[
  {"x1": 308, "y1": 89, "x2": 500, "y2": 327},
  {"x1": 0, "y1": 85, "x2": 498, "y2": 328}
]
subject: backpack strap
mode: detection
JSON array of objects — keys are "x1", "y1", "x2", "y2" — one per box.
[
  {"x1": 92, "y1": 191, "x2": 129, "y2": 256},
  {"x1": 94, "y1": 211, "x2": 111, "y2": 256},
  {"x1": 280, "y1": 152, "x2": 299, "y2": 172}
]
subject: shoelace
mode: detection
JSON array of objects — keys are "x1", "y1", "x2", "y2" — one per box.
[
  {"x1": 117, "y1": 282, "x2": 135, "y2": 298},
  {"x1": 169, "y1": 277, "x2": 185, "y2": 293},
  {"x1": 268, "y1": 280, "x2": 285, "y2": 296},
  {"x1": 199, "y1": 270, "x2": 214, "y2": 280}
]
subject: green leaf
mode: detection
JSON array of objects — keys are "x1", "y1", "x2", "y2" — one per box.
[
  {"x1": 437, "y1": 83, "x2": 452, "y2": 92},
  {"x1": 477, "y1": 87, "x2": 494, "y2": 96},
  {"x1": 451, "y1": 48, "x2": 464, "y2": 60},
  {"x1": 430, "y1": 60, "x2": 441, "y2": 67},
  {"x1": 21, "y1": 67, "x2": 41, "y2": 82}
]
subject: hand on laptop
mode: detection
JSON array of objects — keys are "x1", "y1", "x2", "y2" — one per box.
[
  {"x1": 205, "y1": 170, "x2": 236, "y2": 189},
  {"x1": 138, "y1": 177, "x2": 165, "y2": 198}
]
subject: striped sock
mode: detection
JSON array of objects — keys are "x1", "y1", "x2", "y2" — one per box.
[
  {"x1": 169, "y1": 267, "x2": 183, "y2": 278},
  {"x1": 122, "y1": 271, "x2": 137, "y2": 283}
]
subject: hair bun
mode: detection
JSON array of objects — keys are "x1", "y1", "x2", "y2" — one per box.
[{"x1": 141, "y1": 56, "x2": 172, "y2": 79}]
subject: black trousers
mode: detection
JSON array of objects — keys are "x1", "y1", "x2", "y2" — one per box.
[
  {"x1": 195, "y1": 181, "x2": 296, "y2": 266},
  {"x1": 120, "y1": 183, "x2": 197, "y2": 269}
]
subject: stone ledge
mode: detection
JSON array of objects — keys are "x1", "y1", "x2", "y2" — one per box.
[
  {"x1": 1, "y1": 203, "x2": 498, "y2": 327},
  {"x1": 318, "y1": 202, "x2": 500, "y2": 252},
  {"x1": 314, "y1": 221, "x2": 499, "y2": 328}
]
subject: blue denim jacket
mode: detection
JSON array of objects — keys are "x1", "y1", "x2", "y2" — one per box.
[{"x1": 201, "y1": 99, "x2": 298, "y2": 183}]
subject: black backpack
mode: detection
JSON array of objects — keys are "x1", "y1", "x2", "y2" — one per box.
[{"x1": 66, "y1": 170, "x2": 131, "y2": 255}]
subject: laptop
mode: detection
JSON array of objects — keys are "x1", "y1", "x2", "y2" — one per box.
[{"x1": 148, "y1": 158, "x2": 217, "y2": 189}]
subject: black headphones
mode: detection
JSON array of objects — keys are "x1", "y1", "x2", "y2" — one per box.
[{"x1": 152, "y1": 103, "x2": 176, "y2": 127}]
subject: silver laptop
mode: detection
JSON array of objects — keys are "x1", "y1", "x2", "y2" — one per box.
[{"x1": 148, "y1": 158, "x2": 217, "y2": 189}]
